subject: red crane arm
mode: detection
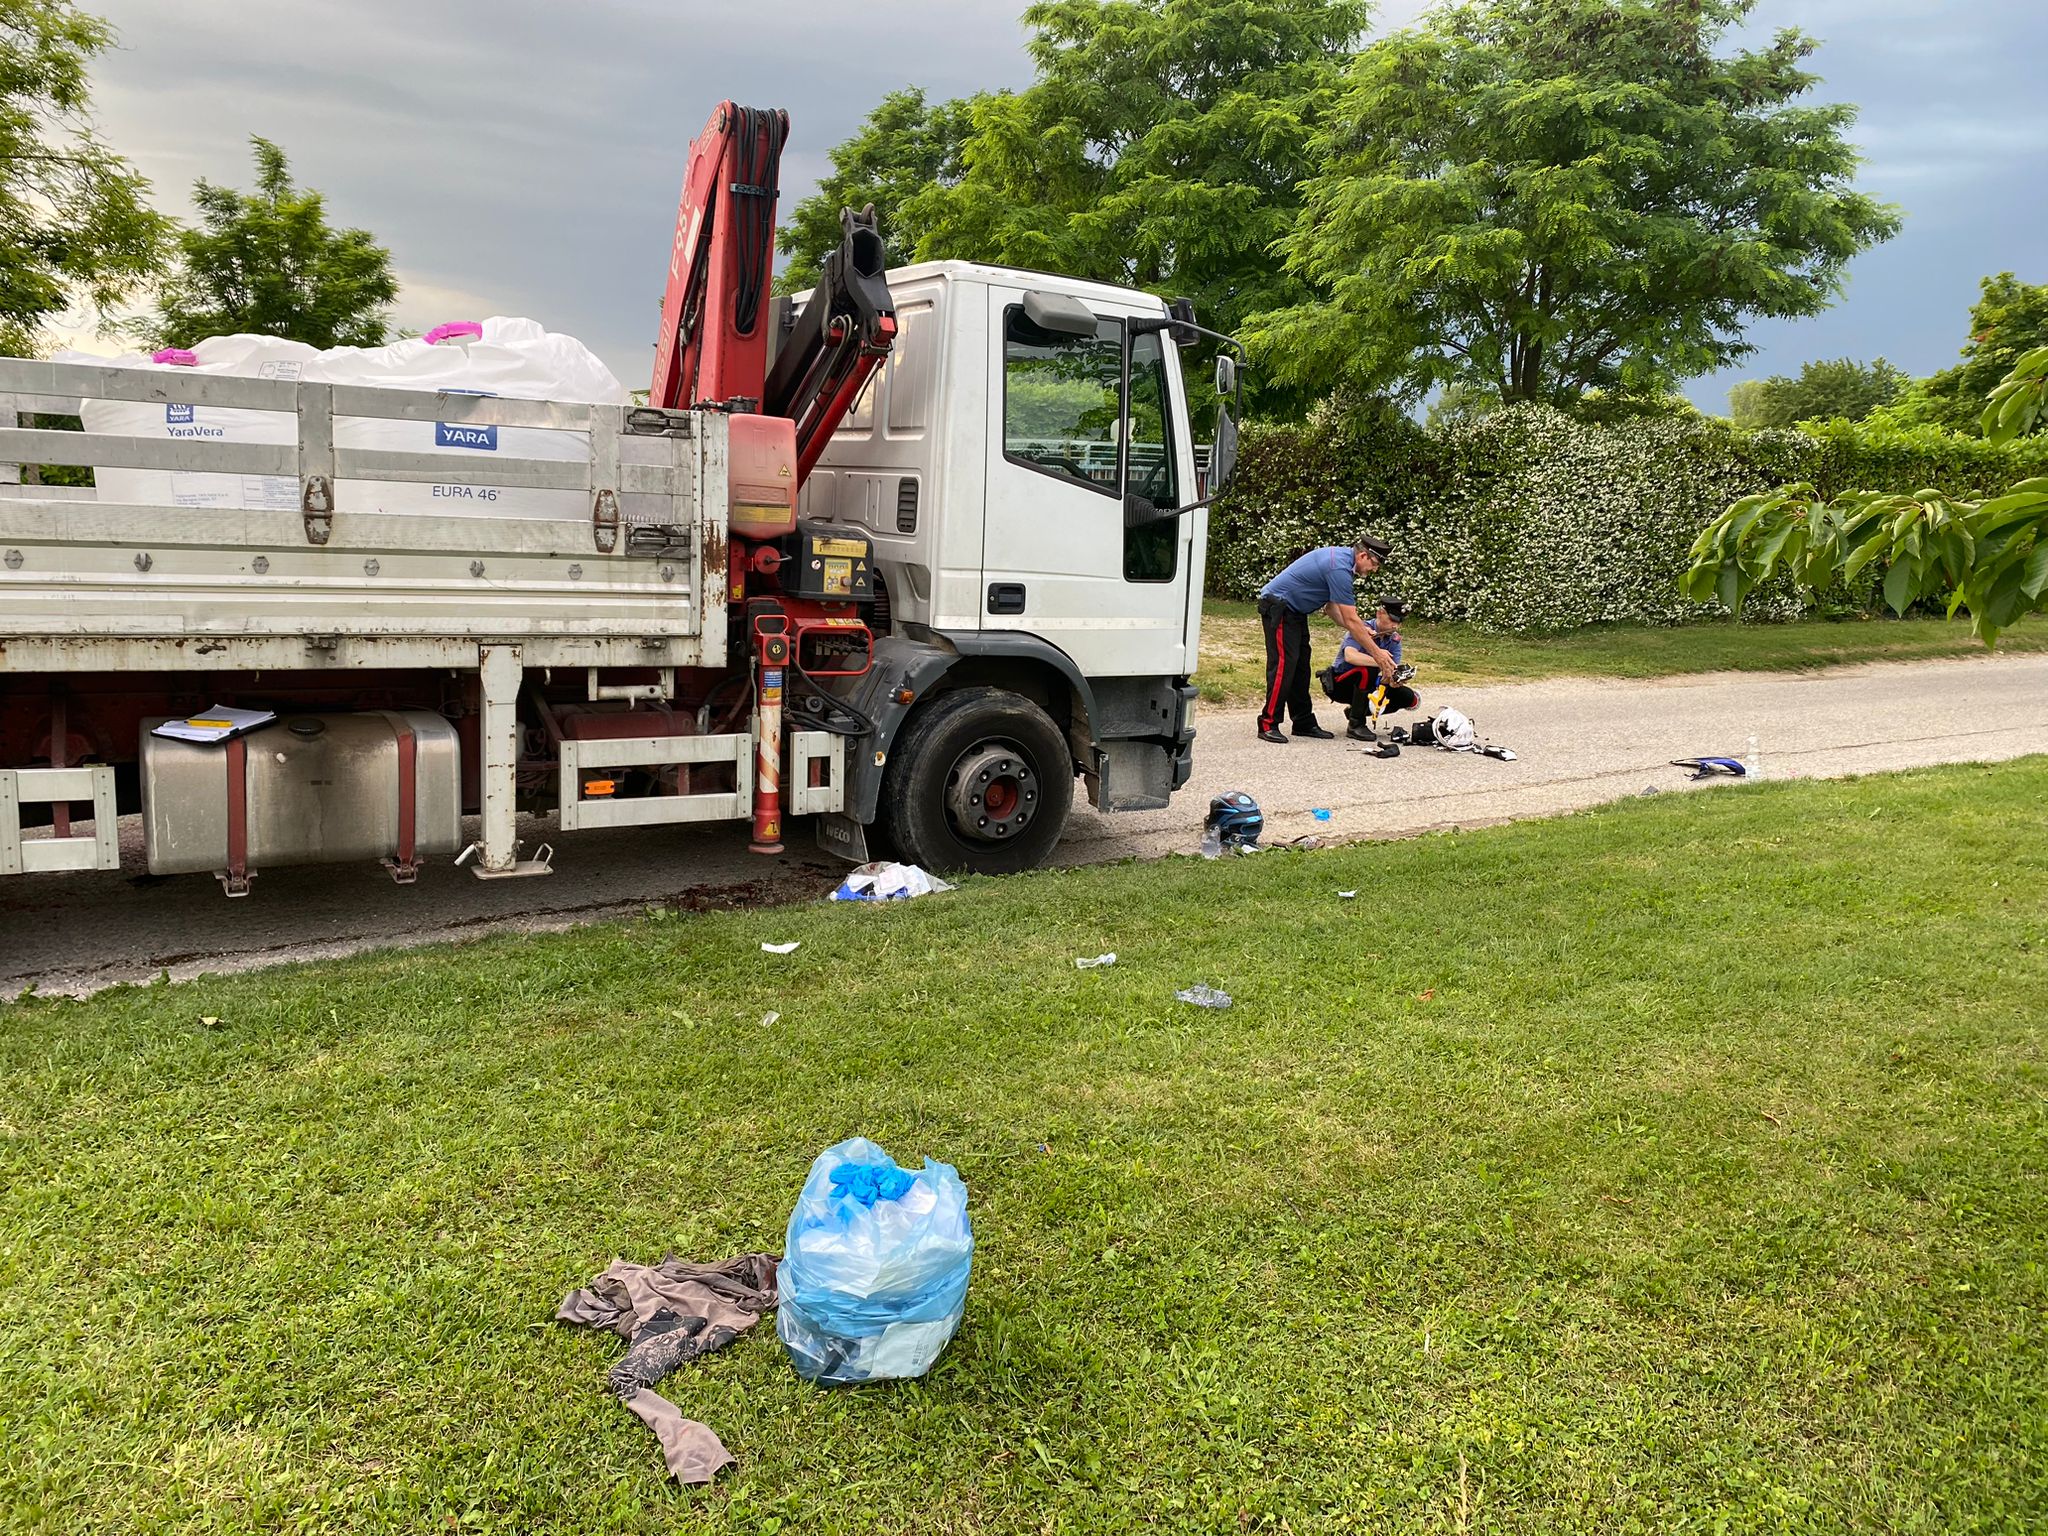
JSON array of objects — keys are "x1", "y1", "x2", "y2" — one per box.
[
  {"x1": 650, "y1": 102, "x2": 787, "y2": 412},
  {"x1": 650, "y1": 105, "x2": 897, "y2": 488}
]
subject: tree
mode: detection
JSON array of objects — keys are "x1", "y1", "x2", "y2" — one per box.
[
  {"x1": 1903, "y1": 273, "x2": 2048, "y2": 436},
  {"x1": 155, "y1": 137, "x2": 397, "y2": 349},
  {"x1": 778, "y1": 88, "x2": 979, "y2": 291},
  {"x1": 0, "y1": 0, "x2": 171, "y2": 355},
  {"x1": 895, "y1": 0, "x2": 1370, "y2": 408},
  {"x1": 1425, "y1": 381, "x2": 1503, "y2": 433},
  {"x1": 1247, "y1": 0, "x2": 1900, "y2": 409},
  {"x1": 1684, "y1": 347, "x2": 2048, "y2": 645},
  {"x1": 1727, "y1": 358, "x2": 1906, "y2": 429}
]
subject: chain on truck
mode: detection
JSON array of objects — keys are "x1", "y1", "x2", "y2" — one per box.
[{"x1": 0, "y1": 102, "x2": 1243, "y2": 896}]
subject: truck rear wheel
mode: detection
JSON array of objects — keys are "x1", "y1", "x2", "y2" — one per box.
[{"x1": 878, "y1": 686, "x2": 1074, "y2": 875}]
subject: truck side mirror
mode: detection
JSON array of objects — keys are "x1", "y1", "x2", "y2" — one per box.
[
  {"x1": 1214, "y1": 354, "x2": 1237, "y2": 397},
  {"x1": 1209, "y1": 405, "x2": 1240, "y2": 492}
]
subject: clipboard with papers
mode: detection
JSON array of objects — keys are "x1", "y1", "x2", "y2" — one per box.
[{"x1": 148, "y1": 705, "x2": 278, "y2": 745}]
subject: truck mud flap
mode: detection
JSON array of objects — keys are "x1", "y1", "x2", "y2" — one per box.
[{"x1": 814, "y1": 810, "x2": 868, "y2": 863}]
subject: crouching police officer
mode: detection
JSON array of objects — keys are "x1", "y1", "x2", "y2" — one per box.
[{"x1": 1320, "y1": 596, "x2": 1419, "y2": 740}]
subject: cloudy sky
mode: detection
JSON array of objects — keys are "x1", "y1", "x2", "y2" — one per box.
[{"x1": 68, "y1": 0, "x2": 2046, "y2": 411}]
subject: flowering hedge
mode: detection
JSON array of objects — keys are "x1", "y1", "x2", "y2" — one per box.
[{"x1": 1206, "y1": 403, "x2": 2048, "y2": 630}]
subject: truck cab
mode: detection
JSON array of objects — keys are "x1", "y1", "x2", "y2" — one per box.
[{"x1": 793, "y1": 263, "x2": 1220, "y2": 871}]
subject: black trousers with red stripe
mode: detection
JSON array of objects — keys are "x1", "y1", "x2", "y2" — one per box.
[
  {"x1": 1326, "y1": 664, "x2": 1419, "y2": 725},
  {"x1": 1256, "y1": 599, "x2": 1316, "y2": 733}
]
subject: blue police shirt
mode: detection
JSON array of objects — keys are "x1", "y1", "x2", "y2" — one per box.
[
  {"x1": 1259, "y1": 546, "x2": 1356, "y2": 614},
  {"x1": 1335, "y1": 620, "x2": 1401, "y2": 672}
]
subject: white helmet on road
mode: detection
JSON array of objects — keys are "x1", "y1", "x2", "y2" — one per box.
[{"x1": 1431, "y1": 706, "x2": 1476, "y2": 751}]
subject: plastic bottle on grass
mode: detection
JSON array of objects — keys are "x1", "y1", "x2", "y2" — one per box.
[{"x1": 776, "y1": 1137, "x2": 973, "y2": 1386}]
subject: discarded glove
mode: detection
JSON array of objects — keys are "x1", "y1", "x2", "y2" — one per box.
[
  {"x1": 829, "y1": 1159, "x2": 916, "y2": 1207},
  {"x1": 1673, "y1": 755, "x2": 1746, "y2": 780}
]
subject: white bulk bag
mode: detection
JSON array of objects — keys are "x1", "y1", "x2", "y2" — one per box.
[
  {"x1": 62, "y1": 336, "x2": 316, "y2": 511},
  {"x1": 63, "y1": 317, "x2": 628, "y2": 522},
  {"x1": 314, "y1": 316, "x2": 628, "y2": 521}
]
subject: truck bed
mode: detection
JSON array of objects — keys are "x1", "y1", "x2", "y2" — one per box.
[{"x1": 0, "y1": 359, "x2": 727, "y2": 674}]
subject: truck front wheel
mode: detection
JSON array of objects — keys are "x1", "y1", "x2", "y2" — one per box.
[{"x1": 878, "y1": 686, "x2": 1074, "y2": 875}]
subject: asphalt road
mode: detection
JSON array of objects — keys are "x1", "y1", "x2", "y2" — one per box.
[{"x1": 8, "y1": 652, "x2": 2048, "y2": 998}]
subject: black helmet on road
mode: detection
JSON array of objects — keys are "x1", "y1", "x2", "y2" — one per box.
[{"x1": 1206, "y1": 791, "x2": 1264, "y2": 849}]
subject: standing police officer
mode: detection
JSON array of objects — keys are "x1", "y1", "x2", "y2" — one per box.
[{"x1": 1254, "y1": 538, "x2": 1395, "y2": 744}]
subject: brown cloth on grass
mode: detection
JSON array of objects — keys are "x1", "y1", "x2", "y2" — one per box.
[{"x1": 556, "y1": 1253, "x2": 780, "y2": 1484}]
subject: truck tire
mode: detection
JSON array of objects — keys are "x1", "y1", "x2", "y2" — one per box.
[{"x1": 878, "y1": 686, "x2": 1074, "y2": 875}]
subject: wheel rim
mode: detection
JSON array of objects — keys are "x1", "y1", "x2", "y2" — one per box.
[{"x1": 944, "y1": 738, "x2": 1038, "y2": 843}]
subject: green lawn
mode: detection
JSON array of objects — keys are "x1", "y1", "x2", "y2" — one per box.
[
  {"x1": 1194, "y1": 600, "x2": 2048, "y2": 703},
  {"x1": 4, "y1": 762, "x2": 2046, "y2": 1534}
]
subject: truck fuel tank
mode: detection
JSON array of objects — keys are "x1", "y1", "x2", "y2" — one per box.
[{"x1": 140, "y1": 710, "x2": 461, "y2": 878}]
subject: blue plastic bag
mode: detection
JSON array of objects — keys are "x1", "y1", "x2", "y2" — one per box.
[{"x1": 776, "y1": 1137, "x2": 973, "y2": 1385}]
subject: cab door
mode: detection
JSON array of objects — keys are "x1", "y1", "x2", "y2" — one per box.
[{"x1": 980, "y1": 285, "x2": 1194, "y2": 680}]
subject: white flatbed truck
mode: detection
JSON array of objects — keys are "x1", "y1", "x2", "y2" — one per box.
[{"x1": 0, "y1": 257, "x2": 1240, "y2": 896}]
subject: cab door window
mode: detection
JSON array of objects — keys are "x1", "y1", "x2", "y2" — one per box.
[
  {"x1": 1002, "y1": 307, "x2": 1181, "y2": 583},
  {"x1": 1123, "y1": 329, "x2": 1179, "y2": 582},
  {"x1": 1002, "y1": 310, "x2": 1123, "y2": 495}
]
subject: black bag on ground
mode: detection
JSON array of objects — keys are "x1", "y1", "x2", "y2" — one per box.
[{"x1": 1410, "y1": 717, "x2": 1437, "y2": 746}]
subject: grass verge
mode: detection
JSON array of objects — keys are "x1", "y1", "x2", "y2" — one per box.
[
  {"x1": 3, "y1": 761, "x2": 2045, "y2": 1533},
  {"x1": 1193, "y1": 601, "x2": 2048, "y2": 703}
]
